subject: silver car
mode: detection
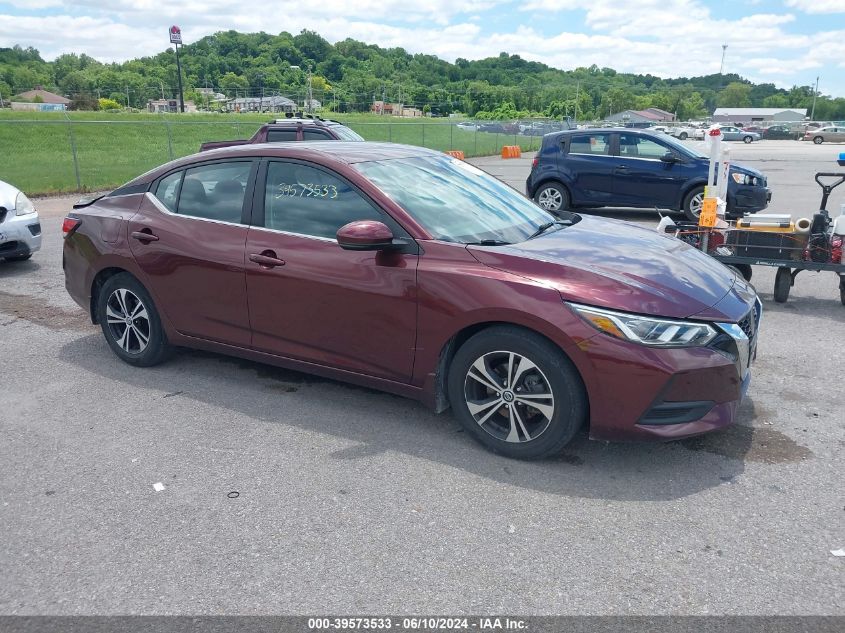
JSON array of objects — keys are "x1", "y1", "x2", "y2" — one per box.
[
  {"x1": 0, "y1": 180, "x2": 42, "y2": 262},
  {"x1": 717, "y1": 126, "x2": 760, "y2": 143},
  {"x1": 805, "y1": 126, "x2": 845, "y2": 144}
]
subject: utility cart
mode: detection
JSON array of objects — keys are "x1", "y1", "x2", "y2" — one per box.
[{"x1": 664, "y1": 172, "x2": 845, "y2": 305}]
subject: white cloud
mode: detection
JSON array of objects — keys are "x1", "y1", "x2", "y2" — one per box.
[
  {"x1": 784, "y1": 0, "x2": 845, "y2": 13},
  {"x1": 0, "y1": 0, "x2": 842, "y2": 96}
]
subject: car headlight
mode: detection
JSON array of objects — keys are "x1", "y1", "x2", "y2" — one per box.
[
  {"x1": 731, "y1": 172, "x2": 760, "y2": 186},
  {"x1": 568, "y1": 302, "x2": 717, "y2": 347},
  {"x1": 14, "y1": 191, "x2": 36, "y2": 216}
]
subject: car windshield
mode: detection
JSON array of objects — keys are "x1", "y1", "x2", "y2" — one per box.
[
  {"x1": 658, "y1": 133, "x2": 708, "y2": 159},
  {"x1": 354, "y1": 155, "x2": 562, "y2": 244},
  {"x1": 331, "y1": 125, "x2": 365, "y2": 141}
]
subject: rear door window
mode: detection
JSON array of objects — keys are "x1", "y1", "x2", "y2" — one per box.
[
  {"x1": 176, "y1": 161, "x2": 253, "y2": 224},
  {"x1": 568, "y1": 134, "x2": 610, "y2": 155}
]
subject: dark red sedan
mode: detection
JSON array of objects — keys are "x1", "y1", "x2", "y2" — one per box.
[{"x1": 63, "y1": 142, "x2": 761, "y2": 459}]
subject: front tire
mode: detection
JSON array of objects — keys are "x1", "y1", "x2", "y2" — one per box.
[
  {"x1": 679, "y1": 132, "x2": 688, "y2": 140},
  {"x1": 534, "y1": 182, "x2": 570, "y2": 215},
  {"x1": 448, "y1": 326, "x2": 586, "y2": 460},
  {"x1": 682, "y1": 186, "x2": 705, "y2": 221},
  {"x1": 97, "y1": 273, "x2": 170, "y2": 367},
  {"x1": 4, "y1": 253, "x2": 32, "y2": 262},
  {"x1": 813, "y1": 136, "x2": 823, "y2": 145}
]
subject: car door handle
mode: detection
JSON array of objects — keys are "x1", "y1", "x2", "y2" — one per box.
[
  {"x1": 131, "y1": 230, "x2": 159, "y2": 242},
  {"x1": 616, "y1": 165, "x2": 629, "y2": 170},
  {"x1": 249, "y1": 252, "x2": 286, "y2": 268}
]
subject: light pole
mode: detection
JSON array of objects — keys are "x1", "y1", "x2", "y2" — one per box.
[
  {"x1": 719, "y1": 44, "x2": 728, "y2": 77},
  {"x1": 810, "y1": 76, "x2": 819, "y2": 121}
]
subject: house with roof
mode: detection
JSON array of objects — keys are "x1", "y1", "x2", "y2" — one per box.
[
  {"x1": 226, "y1": 95, "x2": 296, "y2": 113},
  {"x1": 605, "y1": 108, "x2": 676, "y2": 124},
  {"x1": 10, "y1": 86, "x2": 70, "y2": 111},
  {"x1": 712, "y1": 108, "x2": 807, "y2": 124}
]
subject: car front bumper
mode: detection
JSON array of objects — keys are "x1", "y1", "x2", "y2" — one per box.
[
  {"x1": 0, "y1": 211, "x2": 42, "y2": 259},
  {"x1": 571, "y1": 302, "x2": 761, "y2": 442},
  {"x1": 728, "y1": 185, "x2": 771, "y2": 215}
]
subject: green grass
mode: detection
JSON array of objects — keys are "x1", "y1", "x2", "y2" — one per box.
[{"x1": 0, "y1": 111, "x2": 541, "y2": 195}]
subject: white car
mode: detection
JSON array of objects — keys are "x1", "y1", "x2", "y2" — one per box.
[
  {"x1": 669, "y1": 125, "x2": 705, "y2": 140},
  {"x1": 0, "y1": 180, "x2": 42, "y2": 262}
]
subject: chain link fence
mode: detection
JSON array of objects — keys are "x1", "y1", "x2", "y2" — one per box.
[
  {"x1": 0, "y1": 116, "x2": 835, "y2": 195},
  {"x1": 0, "y1": 117, "x2": 570, "y2": 195}
]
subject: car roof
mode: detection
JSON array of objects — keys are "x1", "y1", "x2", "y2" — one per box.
[
  {"x1": 127, "y1": 142, "x2": 444, "y2": 186},
  {"x1": 270, "y1": 118, "x2": 347, "y2": 127},
  {"x1": 550, "y1": 128, "x2": 665, "y2": 139}
]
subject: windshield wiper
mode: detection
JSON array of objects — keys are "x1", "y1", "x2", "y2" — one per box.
[
  {"x1": 527, "y1": 220, "x2": 572, "y2": 240},
  {"x1": 466, "y1": 239, "x2": 512, "y2": 246}
]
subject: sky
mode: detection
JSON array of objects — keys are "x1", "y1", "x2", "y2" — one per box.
[{"x1": 1, "y1": 0, "x2": 843, "y2": 96}]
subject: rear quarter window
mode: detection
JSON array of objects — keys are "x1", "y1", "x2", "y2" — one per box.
[{"x1": 267, "y1": 129, "x2": 298, "y2": 142}]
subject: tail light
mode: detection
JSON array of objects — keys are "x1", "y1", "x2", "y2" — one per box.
[
  {"x1": 531, "y1": 158, "x2": 538, "y2": 169},
  {"x1": 62, "y1": 216, "x2": 81, "y2": 238},
  {"x1": 831, "y1": 235, "x2": 843, "y2": 264}
]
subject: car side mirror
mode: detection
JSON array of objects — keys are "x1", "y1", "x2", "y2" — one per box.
[
  {"x1": 660, "y1": 152, "x2": 679, "y2": 163},
  {"x1": 337, "y1": 220, "x2": 401, "y2": 251}
]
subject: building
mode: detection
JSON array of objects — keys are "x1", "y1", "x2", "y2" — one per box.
[
  {"x1": 10, "y1": 102, "x2": 67, "y2": 112},
  {"x1": 147, "y1": 99, "x2": 198, "y2": 113},
  {"x1": 303, "y1": 99, "x2": 322, "y2": 112},
  {"x1": 227, "y1": 95, "x2": 296, "y2": 113},
  {"x1": 10, "y1": 87, "x2": 70, "y2": 111},
  {"x1": 370, "y1": 101, "x2": 423, "y2": 117},
  {"x1": 712, "y1": 108, "x2": 807, "y2": 124},
  {"x1": 605, "y1": 108, "x2": 675, "y2": 124}
]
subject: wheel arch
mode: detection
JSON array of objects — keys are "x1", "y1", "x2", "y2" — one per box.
[
  {"x1": 430, "y1": 320, "x2": 590, "y2": 425},
  {"x1": 89, "y1": 267, "x2": 137, "y2": 324},
  {"x1": 531, "y1": 177, "x2": 571, "y2": 202},
  {"x1": 677, "y1": 179, "x2": 707, "y2": 211}
]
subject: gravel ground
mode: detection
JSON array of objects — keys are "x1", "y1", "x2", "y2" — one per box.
[{"x1": 0, "y1": 140, "x2": 843, "y2": 615}]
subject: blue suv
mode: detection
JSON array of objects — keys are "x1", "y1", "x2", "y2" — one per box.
[{"x1": 526, "y1": 129, "x2": 771, "y2": 220}]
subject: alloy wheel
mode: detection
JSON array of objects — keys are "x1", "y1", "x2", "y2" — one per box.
[
  {"x1": 105, "y1": 288, "x2": 151, "y2": 354},
  {"x1": 537, "y1": 187, "x2": 563, "y2": 211},
  {"x1": 463, "y1": 350, "x2": 555, "y2": 443},
  {"x1": 689, "y1": 192, "x2": 704, "y2": 217}
]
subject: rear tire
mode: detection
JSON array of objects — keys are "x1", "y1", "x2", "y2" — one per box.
[
  {"x1": 743, "y1": 136, "x2": 753, "y2": 144},
  {"x1": 679, "y1": 132, "x2": 688, "y2": 140},
  {"x1": 534, "y1": 182, "x2": 570, "y2": 215},
  {"x1": 682, "y1": 186, "x2": 706, "y2": 221},
  {"x1": 774, "y1": 267, "x2": 791, "y2": 303},
  {"x1": 813, "y1": 136, "x2": 823, "y2": 145},
  {"x1": 839, "y1": 278, "x2": 845, "y2": 306},
  {"x1": 97, "y1": 273, "x2": 171, "y2": 367},
  {"x1": 447, "y1": 326, "x2": 586, "y2": 460}
]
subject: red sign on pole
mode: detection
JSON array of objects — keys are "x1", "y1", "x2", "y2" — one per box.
[
  {"x1": 709, "y1": 128, "x2": 722, "y2": 136},
  {"x1": 169, "y1": 25, "x2": 182, "y2": 45}
]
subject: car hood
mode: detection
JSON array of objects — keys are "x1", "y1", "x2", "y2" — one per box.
[
  {"x1": 468, "y1": 215, "x2": 747, "y2": 321},
  {"x1": 730, "y1": 163, "x2": 765, "y2": 179}
]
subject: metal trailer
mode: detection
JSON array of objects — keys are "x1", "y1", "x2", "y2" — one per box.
[{"x1": 668, "y1": 173, "x2": 845, "y2": 305}]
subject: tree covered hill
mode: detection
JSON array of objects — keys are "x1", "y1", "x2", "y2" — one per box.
[{"x1": 2, "y1": 30, "x2": 843, "y2": 120}]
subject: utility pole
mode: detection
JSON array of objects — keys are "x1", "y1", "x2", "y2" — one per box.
[
  {"x1": 125, "y1": 85, "x2": 130, "y2": 109},
  {"x1": 810, "y1": 76, "x2": 819, "y2": 121},
  {"x1": 574, "y1": 81, "x2": 580, "y2": 125},
  {"x1": 719, "y1": 44, "x2": 728, "y2": 77},
  {"x1": 306, "y1": 64, "x2": 313, "y2": 114}
]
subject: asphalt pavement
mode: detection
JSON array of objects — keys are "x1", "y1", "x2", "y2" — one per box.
[{"x1": 0, "y1": 140, "x2": 843, "y2": 615}]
